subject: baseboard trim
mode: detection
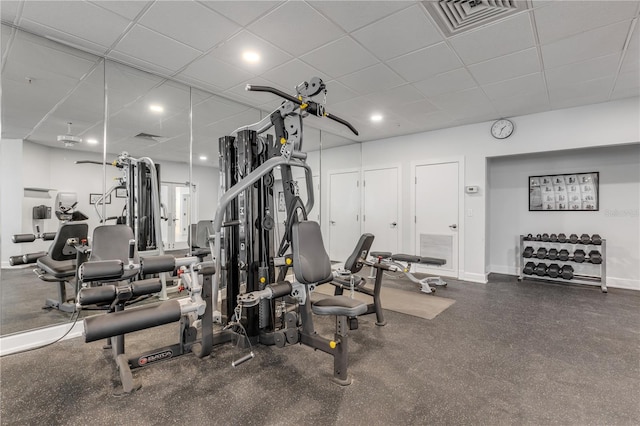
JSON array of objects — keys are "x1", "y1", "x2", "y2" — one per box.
[
  {"x1": 462, "y1": 272, "x2": 488, "y2": 284},
  {"x1": 0, "y1": 321, "x2": 84, "y2": 357},
  {"x1": 606, "y1": 277, "x2": 640, "y2": 291}
]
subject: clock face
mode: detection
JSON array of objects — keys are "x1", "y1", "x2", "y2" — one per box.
[{"x1": 491, "y1": 119, "x2": 514, "y2": 139}]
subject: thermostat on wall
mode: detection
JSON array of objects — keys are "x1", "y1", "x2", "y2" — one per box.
[{"x1": 465, "y1": 186, "x2": 479, "y2": 194}]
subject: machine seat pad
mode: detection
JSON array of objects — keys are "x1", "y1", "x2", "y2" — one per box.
[
  {"x1": 392, "y1": 254, "x2": 446, "y2": 266},
  {"x1": 312, "y1": 296, "x2": 367, "y2": 317},
  {"x1": 37, "y1": 256, "x2": 76, "y2": 279},
  {"x1": 370, "y1": 251, "x2": 392, "y2": 258}
]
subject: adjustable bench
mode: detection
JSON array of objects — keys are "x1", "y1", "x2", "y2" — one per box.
[{"x1": 369, "y1": 251, "x2": 447, "y2": 294}]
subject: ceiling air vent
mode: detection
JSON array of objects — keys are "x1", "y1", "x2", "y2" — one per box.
[{"x1": 423, "y1": 0, "x2": 530, "y2": 37}]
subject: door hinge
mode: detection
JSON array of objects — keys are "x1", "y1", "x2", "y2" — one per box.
[
  {"x1": 414, "y1": 216, "x2": 417, "y2": 223},
  {"x1": 363, "y1": 180, "x2": 365, "y2": 187},
  {"x1": 415, "y1": 177, "x2": 417, "y2": 184},
  {"x1": 356, "y1": 180, "x2": 359, "y2": 188},
  {"x1": 363, "y1": 214, "x2": 366, "y2": 222},
  {"x1": 356, "y1": 214, "x2": 359, "y2": 221}
]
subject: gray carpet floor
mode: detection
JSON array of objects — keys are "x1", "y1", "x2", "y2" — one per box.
[{"x1": 1, "y1": 274, "x2": 639, "y2": 425}]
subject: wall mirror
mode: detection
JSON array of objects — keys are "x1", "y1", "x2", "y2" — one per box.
[{"x1": 0, "y1": 24, "x2": 359, "y2": 338}]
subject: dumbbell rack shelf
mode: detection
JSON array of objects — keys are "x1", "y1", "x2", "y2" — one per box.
[{"x1": 517, "y1": 235, "x2": 607, "y2": 293}]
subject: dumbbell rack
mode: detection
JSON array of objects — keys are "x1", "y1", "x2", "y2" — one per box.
[{"x1": 517, "y1": 235, "x2": 607, "y2": 293}]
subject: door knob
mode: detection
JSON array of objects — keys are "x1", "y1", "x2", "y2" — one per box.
[
  {"x1": 330, "y1": 221, "x2": 336, "y2": 225},
  {"x1": 449, "y1": 224, "x2": 457, "y2": 229},
  {"x1": 391, "y1": 222, "x2": 397, "y2": 228}
]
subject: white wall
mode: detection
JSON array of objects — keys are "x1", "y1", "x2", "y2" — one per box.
[
  {"x1": 488, "y1": 144, "x2": 640, "y2": 290},
  {"x1": 1, "y1": 139, "x2": 24, "y2": 267},
  {"x1": 325, "y1": 97, "x2": 640, "y2": 284}
]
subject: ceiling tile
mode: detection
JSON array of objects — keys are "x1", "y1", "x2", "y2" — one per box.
[
  {"x1": 178, "y1": 53, "x2": 255, "y2": 91},
  {"x1": 546, "y1": 53, "x2": 621, "y2": 90},
  {"x1": 551, "y1": 91, "x2": 613, "y2": 110},
  {"x1": 223, "y1": 77, "x2": 289, "y2": 105},
  {"x1": 1, "y1": 23, "x2": 14, "y2": 54},
  {"x1": 308, "y1": 1, "x2": 413, "y2": 32},
  {"x1": 549, "y1": 76, "x2": 616, "y2": 105},
  {"x1": 90, "y1": 1, "x2": 151, "y2": 20},
  {"x1": 365, "y1": 84, "x2": 426, "y2": 107},
  {"x1": 541, "y1": 21, "x2": 631, "y2": 69},
  {"x1": 206, "y1": 30, "x2": 293, "y2": 75},
  {"x1": 199, "y1": 1, "x2": 282, "y2": 26},
  {"x1": 4, "y1": 30, "x2": 97, "y2": 82},
  {"x1": 337, "y1": 64, "x2": 404, "y2": 95},
  {"x1": 248, "y1": 2, "x2": 343, "y2": 56},
  {"x1": 192, "y1": 95, "x2": 251, "y2": 127},
  {"x1": 300, "y1": 36, "x2": 378, "y2": 78},
  {"x1": 467, "y1": 47, "x2": 541, "y2": 86},
  {"x1": 261, "y1": 59, "x2": 331, "y2": 91},
  {"x1": 413, "y1": 68, "x2": 477, "y2": 97},
  {"x1": 534, "y1": 0, "x2": 639, "y2": 45},
  {"x1": 429, "y1": 87, "x2": 497, "y2": 118},
  {"x1": 493, "y1": 90, "x2": 549, "y2": 117},
  {"x1": 323, "y1": 80, "x2": 359, "y2": 106},
  {"x1": 387, "y1": 42, "x2": 462, "y2": 83},
  {"x1": 351, "y1": 5, "x2": 442, "y2": 61},
  {"x1": 139, "y1": 2, "x2": 240, "y2": 52},
  {"x1": 20, "y1": 1, "x2": 131, "y2": 49},
  {"x1": 482, "y1": 73, "x2": 546, "y2": 101},
  {"x1": 0, "y1": 1, "x2": 20, "y2": 23},
  {"x1": 13, "y1": 18, "x2": 110, "y2": 56},
  {"x1": 620, "y1": 24, "x2": 639, "y2": 74},
  {"x1": 393, "y1": 99, "x2": 440, "y2": 118},
  {"x1": 449, "y1": 12, "x2": 535, "y2": 65},
  {"x1": 612, "y1": 71, "x2": 640, "y2": 99},
  {"x1": 328, "y1": 96, "x2": 382, "y2": 123},
  {"x1": 107, "y1": 50, "x2": 174, "y2": 78},
  {"x1": 112, "y1": 25, "x2": 202, "y2": 72}
]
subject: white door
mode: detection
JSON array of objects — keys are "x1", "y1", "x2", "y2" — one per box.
[
  {"x1": 415, "y1": 162, "x2": 459, "y2": 276},
  {"x1": 161, "y1": 183, "x2": 190, "y2": 250},
  {"x1": 329, "y1": 171, "x2": 360, "y2": 262},
  {"x1": 363, "y1": 167, "x2": 399, "y2": 254}
]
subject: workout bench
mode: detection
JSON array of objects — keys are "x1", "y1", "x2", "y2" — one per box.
[{"x1": 370, "y1": 252, "x2": 447, "y2": 294}]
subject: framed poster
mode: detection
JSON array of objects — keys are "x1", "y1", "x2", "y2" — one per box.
[
  {"x1": 90, "y1": 193, "x2": 111, "y2": 205},
  {"x1": 529, "y1": 172, "x2": 598, "y2": 211}
]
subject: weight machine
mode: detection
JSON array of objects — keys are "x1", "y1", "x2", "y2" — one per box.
[
  {"x1": 80, "y1": 77, "x2": 375, "y2": 391},
  {"x1": 78, "y1": 152, "x2": 168, "y2": 299}
]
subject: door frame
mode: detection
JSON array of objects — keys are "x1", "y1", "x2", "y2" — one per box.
[
  {"x1": 361, "y1": 163, "x2": 402, "y2": 254},
  {"x1": 410, "y1": 156, "x2": 465, "y2": 279}
]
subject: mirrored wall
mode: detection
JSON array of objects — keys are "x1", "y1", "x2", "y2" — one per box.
[{"x1": 1, "y1": 25, "x2": 362, "y2": 337}]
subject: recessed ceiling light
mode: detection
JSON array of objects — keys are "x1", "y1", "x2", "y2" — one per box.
[
  {"x1": 86, "y1": 138, "x2": 98, "y2": 145},
  {"x1": 149, "y1": 104, "x2": 164, "y2": 113},
  {"x1": 199, "y1": 155, "x2": 207, "y2": 161},
  {"x1": 242, "y1": 50, "x2": 260, "y2": 63},
  {"x1": 371, "y1": 114, "x2": 383, "y2": 122}
]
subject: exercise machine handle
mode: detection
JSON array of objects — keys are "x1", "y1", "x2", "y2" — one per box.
[
  {"x1": 231, "y1": 352, "x2": 255, "y2": 367},
  {"x1": 324, "y1": 112, "x2": 359, "y2": 136},
  {"x1": 246, "y1": 84, "x2": 301, "y2": 105},
  {"x1": 246, "y1": 84, "x2": 359, "y2": 136}
]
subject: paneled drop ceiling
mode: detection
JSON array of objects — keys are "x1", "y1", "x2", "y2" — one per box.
[{"x1": 1, "y1": 0, "x2": 639, "y2": 162}]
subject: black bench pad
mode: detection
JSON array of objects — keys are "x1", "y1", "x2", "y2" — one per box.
[
  {"x1": 391, "y1": 254, "x2": 446, "y2": 266},
  {"x1": 312, "y1": 296, "x2": 367, "y2": 317},
  {"x1": 37, "y1": 256, "x2": 76, "y2": 279}
]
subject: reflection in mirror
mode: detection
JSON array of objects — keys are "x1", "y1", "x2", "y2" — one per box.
[
  {"x1": 0, "y1": 26, "x2": 105, "y2": 335},
  {"x1": 104, "y1": 61, "x2": 191, "y2": 258}
]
